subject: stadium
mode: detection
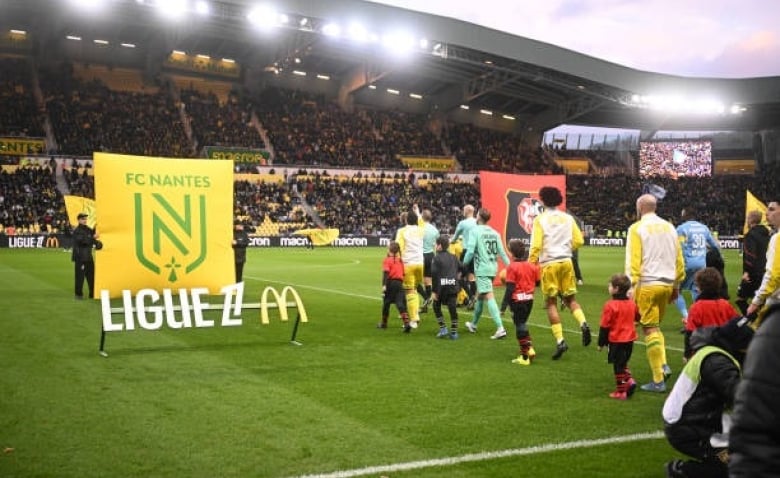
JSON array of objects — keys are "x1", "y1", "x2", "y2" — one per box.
[{"x1": 1, "y1": 1, "x2": 779, "y2": 477}]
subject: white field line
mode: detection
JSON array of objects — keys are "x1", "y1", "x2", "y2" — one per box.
[
  {"x1": 245, "y1": 275, "x2": 684, "y2": 353},
  {"x1": 290, "y1": 431, "x2": 665, "y2": 478}
]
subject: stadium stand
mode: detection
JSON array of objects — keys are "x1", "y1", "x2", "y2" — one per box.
[{"x1": 0, "y1": 60, "x2": 778, "y2": 240}]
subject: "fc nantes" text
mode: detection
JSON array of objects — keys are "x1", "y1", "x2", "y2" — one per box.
[{"x1": 125, "y1": 173, "x2": 212, "y2": 188}]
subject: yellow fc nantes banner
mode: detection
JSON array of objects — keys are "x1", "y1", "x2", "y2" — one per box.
[
  {"x1": 744, "y1": 190, "x2": 769, "y2": 234},
  {"x1": 294, "y1": 228, "x2": 340, "y2": 246},
  {"x1": 64, "y1": 195, "x2": 97, "y2": 229},
  {"x1": 94, "y1": 153, "x2": 234, "y2": 298}
]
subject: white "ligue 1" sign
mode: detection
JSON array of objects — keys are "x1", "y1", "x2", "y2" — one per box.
[{"x1": 100, "y1": 282, "x2": 245, "y2": 331}]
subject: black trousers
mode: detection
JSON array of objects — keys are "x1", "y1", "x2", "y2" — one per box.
[
  {"x1": 75, "y1": 260, "x2": 95, "y2": 298},
  {"x1": 433, "y1": 285, "x2": 459, "y2": 325},
  {"x1": 235, "y1": 261, "x2": 245, "y2": 283},
  {"x1": 664, "y1": 423, "x2": 728, "y2": 478},
  {"x1": 382, "y1": 279, "x2": 407, "y2": 316}
]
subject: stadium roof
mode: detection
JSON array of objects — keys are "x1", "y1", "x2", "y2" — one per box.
[{"x1": 4, "y1": 0, "x2": 780, "y2": 133}]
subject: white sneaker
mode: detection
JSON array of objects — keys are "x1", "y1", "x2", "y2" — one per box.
[
  {"x1": 491, "y1": 328, "x2": 507, "y2": 340},
  {"x1": 465, "y1": 321, "x2": 477, "y2": 333},
  {"x1": 410, "y1": 320, "x2": 419, "y2": 329},
  {"x1": 577, "y1": 279, "x2": 584, "y2": 286}
]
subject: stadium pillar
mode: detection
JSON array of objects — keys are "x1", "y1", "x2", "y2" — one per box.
[
  {"x1": 338, "y1": 63, "x2": 388, "y2": 102},
  {"x1": 759, "y1": 129, "x2": 780, "y2": 167}
]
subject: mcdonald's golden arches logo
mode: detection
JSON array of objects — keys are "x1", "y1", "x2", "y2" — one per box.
[{"x1": 260, "y1": 286, "x2": 308, "y2": 325}]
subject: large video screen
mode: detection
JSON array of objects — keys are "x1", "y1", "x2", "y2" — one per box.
[{"x1": 639, "y1": 141, "x2": 712, "y2": 178}]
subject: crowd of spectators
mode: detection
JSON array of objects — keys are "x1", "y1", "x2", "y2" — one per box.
[
  {"x1": 444, "y1": 123, "x2": 560, "y2": 174},
  {"x1": 1, "y1": 156, "x2": 778, "y2": 238},
  {"x1": 181, "y1": 89, "x2": 265, "y2": 150},
  {"x1": 2, "y1": 64, "x2": 611, "y2": 175},
  {"x1": 566, "y1": 161, "x2": 779, "y2": 236},
  {"x1": 0, "y1": 58, "x2": 46, "y2": 138},
  {"x1": 280, "y1": 170, "x2": 479, "y2": 236},
  {"x1": 255, "y1": 87, "x2": 402, "y2": 169},
  {"x1": 42, "y1": 64, "x2": 190, "y2": 157},
  {"x1": 0, "y1": 164, "x2": 68, "y2": 233}
]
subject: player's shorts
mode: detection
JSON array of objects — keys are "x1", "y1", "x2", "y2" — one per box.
[
  {"x1": 635, "y1": 284, "x2": 674, "y2": 328},
  {"x1": 475, "y1": 276, "x2": 495, "y2": 295},
  {"x1": 402, "y1": 263, "x2": 424, "y2": 290},
  {"x1": 423, "y1": 252, "x2": 434, "y2": 277},
  {"x1": 460, "y1": 250, "x2": 474, "y2": 275},
  {"x1": 540, "y1": 259, "x2": 576, "y2": 299}
]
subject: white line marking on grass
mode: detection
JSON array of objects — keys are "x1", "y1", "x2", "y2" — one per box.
[
  {"x1": 291, "y1": 431, "x2": 665, "y2": 478},
  {"x1": 245, "y1": 276, "x2": 683, "y2": 353}
]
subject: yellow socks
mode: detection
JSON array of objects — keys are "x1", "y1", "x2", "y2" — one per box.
[
  {"x1": 646, "y1": 331, "x2": 665, "y2": 383},
  {"x1": 572, "y1": 308, "x2": 586, "y2": 327},
  {"x1": 551, "y1": 323, "x2": 563, "y2": 343}
]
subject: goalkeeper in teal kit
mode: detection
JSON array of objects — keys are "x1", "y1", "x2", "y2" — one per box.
[{"x1": 464, "y1": 208, "x2": 511, "y2": 339}]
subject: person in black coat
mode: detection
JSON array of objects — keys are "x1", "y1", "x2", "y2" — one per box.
[
  {"x1": 71, "y1": 213, "x2": 102, "y2": 299},
  {"x1": 662, "y1": 316, "x2": 754, "y2": 478},
  {"x1": 729, "y1": 304, "x2": 780, "y2": 477},
  {"x1": 232, "y1": 220, "x2": 250, "y2": 283},
  {"x1": 735, "y1": 211, "x2": 770, "y2": 315}
]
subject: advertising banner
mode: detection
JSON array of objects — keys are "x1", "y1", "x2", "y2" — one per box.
[
  {"x1": 204, "y1": 146, "x2": 269, "y2": 164},
  {"x1": 398, "y1": 156, "x2": 455, "y2": 172},
  {"x1": 0, "y1": 137, "x2": 45, "y2": 155}
]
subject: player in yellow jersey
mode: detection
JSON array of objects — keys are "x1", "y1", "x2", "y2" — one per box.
[
  {"x1": 396, "y1": 208, "x2": 425, "y2": 328},
  {"x1": 529, "y1": 186, "x2": 591, "y2": 360},
  {"x1": 626, "y1": 194, "x2": 684, "y2": 392}
]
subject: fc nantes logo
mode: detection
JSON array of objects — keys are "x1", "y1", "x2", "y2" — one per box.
[
  {"x1": 134, "y1": 193, "x2": 208, "y2": 282},
  {"x1": 505, "y1": 190, "x2": 543, "y2": 241}
]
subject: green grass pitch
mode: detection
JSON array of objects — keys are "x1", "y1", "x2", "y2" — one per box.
[{"x1": 0, "y1": 246, "x2": 744, "y2": 477}]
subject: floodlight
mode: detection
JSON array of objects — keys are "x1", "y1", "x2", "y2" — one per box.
[
  {"x1": 480, "y1": 109, "x2": 493, "y2": 116},
  {"x1": 502, "y1": 114, "x2": 516, "y2": 120},
  {"x1": 409, "y1": 93, "x2": 422, "y2": 99},
  {"x1": 278, "y1": 13, "x2": 289, "y2": 24},
  {"x1": 155, "y1": 0, "x2": 188, "y2": 19},
  {"x1": 695, "y1": 99, "x2": 725, "y2": 115},
  {"x1": 121, "y1": 43, "x2": 136, "y2": 48},
  {"x1": 248, "y1": 5, "x2": 279, "y2": 29},
  {"x1": 172, "y1": 49, "x2": 186, "y2": 55},
  {"x1": 10, "y1": 30, "x2": 27, "y2": 35},
  {"x1": 368, "y1": 85, "x2": 377, "y2": 90},
  {"x1": 299, "y1": 18, "x2": 308, "y2": 26},
  {"x1": 381, "y1": 31, "x2": 415, "y2": 55},
  {"x1": 196, "y1": 54, "x2": 210, "y2": 59},
  {"x1": 387, "y1": 88, "x2": 400, "y2": 95},
  {"x1": 419, "y1": 38, "x2": 428, "y2": 49},
  {"x1": 459, "y1": 104, "x2": 469, "y2": 110},
  {"x1": 316, "y1": 74, "x2": 330, "y2": 80},
  {"x1": 66, "y1": 35, "x2": 82, "y2": 41},
  {"x1": 222, "y1": 58, "x2": 235, "y2": 63},
  {"x1": 322, "y1": 23, "x2": 341, "y2": 37},
  {"x1": 292, "y1": 70, "x2": 306, "y2": 76},
  {"x1": 93, "y1": 39, "x2": 109, "y2": 45},
  {"x1": 347, "y1": 22, "x2": 369, "y2": 43},
  {"x1": 68, "y1": 0, "x2": 107, "y2": 12},
  {"x1": 195, "y1": 1, "x2": 210, "y2": 16}
]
